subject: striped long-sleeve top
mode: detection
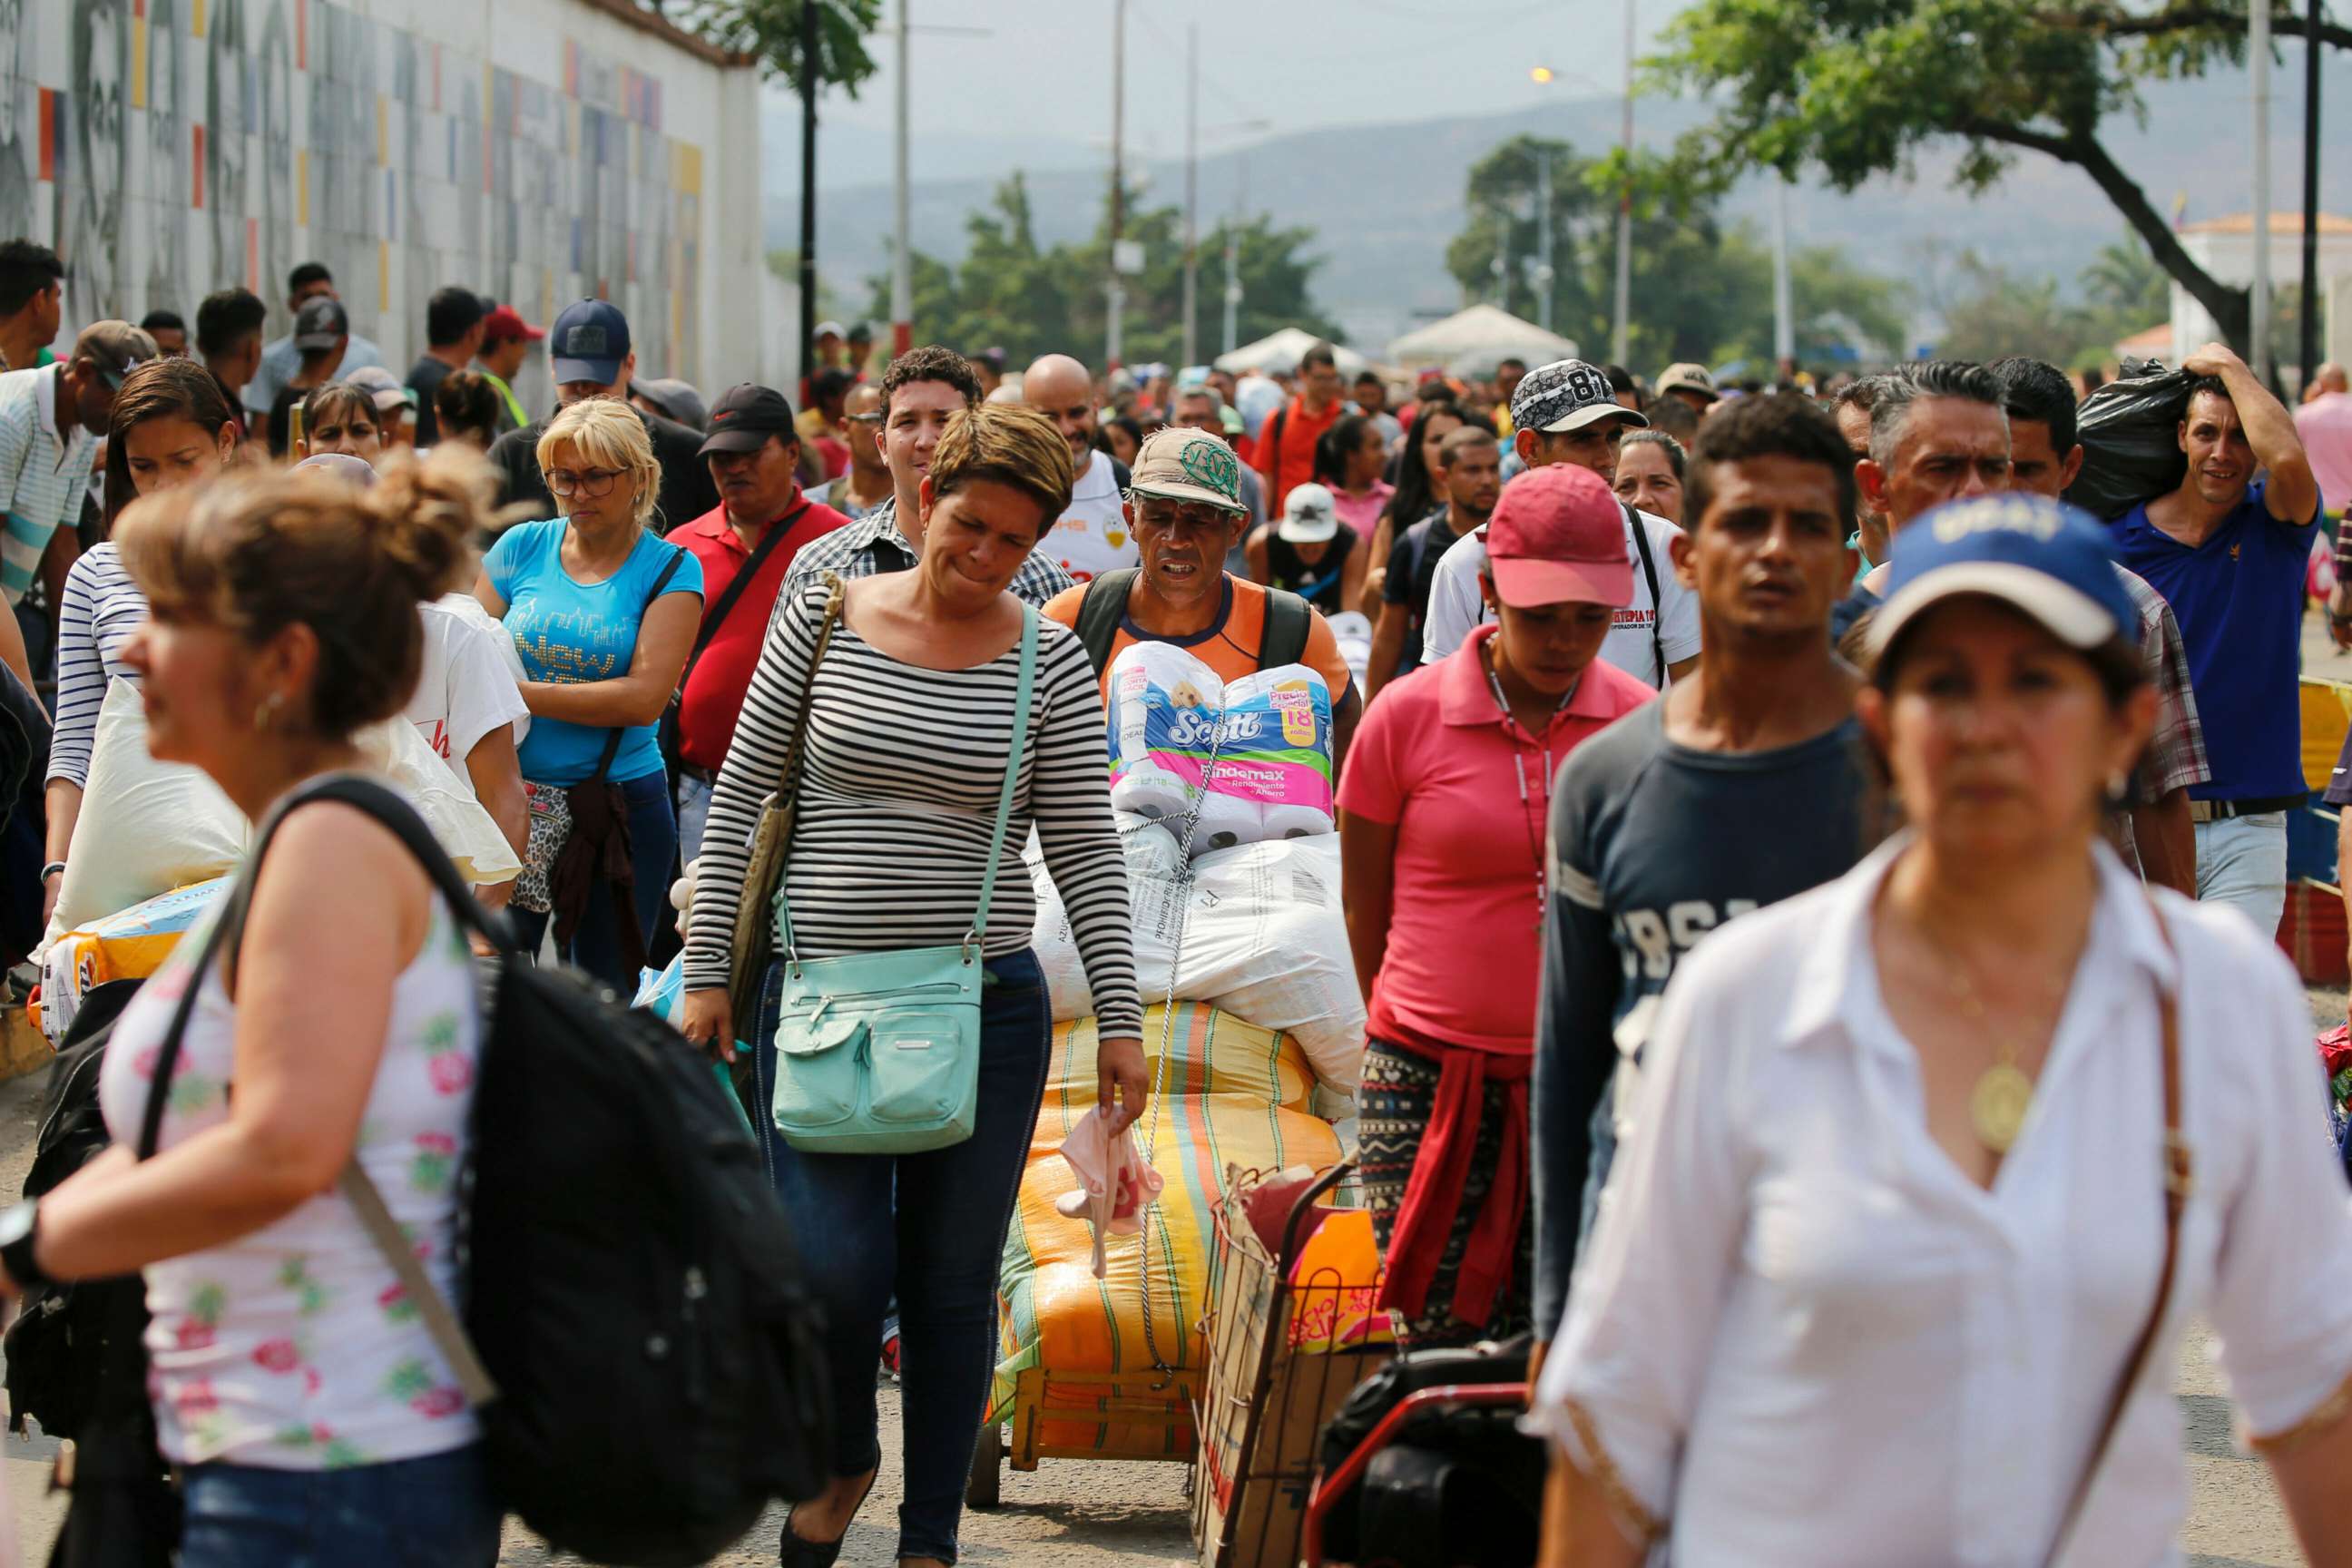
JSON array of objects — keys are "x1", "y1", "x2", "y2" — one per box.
[
  {"x1": 684, "y1": 576, "x2": 1142, "y2": 1038},
  {"x1": 47, "y1": 543, "x2": 146, "y2": 789}
]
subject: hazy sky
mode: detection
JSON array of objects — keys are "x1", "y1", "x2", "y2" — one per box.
[{"x1": 806, "y1": 0, "x2": 1690, "y2": 165}]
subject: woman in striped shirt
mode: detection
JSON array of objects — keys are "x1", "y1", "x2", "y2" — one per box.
[
  {"x1": 44, "y1": 358, "x2": 242, "y2": 925},
  {"x1": 681, "y1": 404, "x2": 1145, "y2": 1568}
]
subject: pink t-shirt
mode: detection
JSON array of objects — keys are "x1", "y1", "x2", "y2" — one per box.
[
  {"x1": 1337, "y1": 625, "x2": 1654, "y2": 1054},
  {"x1": 1333, "y1": 480, "x2": 1394, "y2": 539},
  {"x1": 2296, "y1": 391, "x2": 2352, "y2": 518}
]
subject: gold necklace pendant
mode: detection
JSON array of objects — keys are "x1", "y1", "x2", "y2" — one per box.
[{"x1": 1971, "y1": 1062, "x2": 2035, "y2": 1154}]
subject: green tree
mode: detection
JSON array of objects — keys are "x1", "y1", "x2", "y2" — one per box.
[
  {"x1": 1446, "y1": 138, "x2": 1909, "y2": 368},
  {"x1": 867, "y1": 175, "x2": 1343, "y2": 365},
  {"x1": 1920, "y1": 250, "x2": 2105, "y2": 364},
  {"x1": 2082, "y1": 233, "x2": 2169, "y2": 323},
  {"x1": 1643, "y1": 0, "x2": 2352, "y2": 358},
  {"x1": 669, "y1": 0, "x2": 884, "y2": 93}
]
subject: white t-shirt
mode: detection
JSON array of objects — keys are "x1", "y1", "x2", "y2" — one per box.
[
  {"x1": 410, "y1": 594, "x2": 531, "y2": 765},
  {"x1": 1043, "y1": 449, "x2": 1136, "y2": 583},
  {"x1": 1418, "y1": 507, "x2": 1700, "y2": 688}
]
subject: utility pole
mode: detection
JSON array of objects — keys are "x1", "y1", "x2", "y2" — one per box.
[
  {"x1": 890, "y1": 0, "x2": 911, "y2": 358},
  {"x1": 1105, "y1": 0, "x2": 1127, "y2": 370},
  {"x1": 1772, "y1": 179, "x2": 1793, "y2": 374},
  {"x1": 1181, "y1": 24, "x2": 1199, "y2": 368},
  {"x1": 1534, "y1": 153, "x2": 1555, "y2": 333},
  {"x1": 2250, "y1": 0, "x2": 2272, "y2": 381},
  {"x1": 799, "y1": 0, "x2": 819, "y2": 393},
  {"x1": 2299, "y1": 0, "x2": 2321, "y2": 392},
  {"x1": 1612, "y1": 0, "x2": 1634, "y2": 367}
]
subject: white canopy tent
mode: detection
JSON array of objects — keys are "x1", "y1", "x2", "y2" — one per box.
[
  {"x1": 1387, "y1": 305, "x2": 1579, "y2": 374},
  {"x1": 1213, "y1": 328, "x2": 1370, "y2": 378}
]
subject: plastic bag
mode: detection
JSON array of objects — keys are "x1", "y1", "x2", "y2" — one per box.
[
  {"x1": 1029, "y1": 834, "x2": 1367, "y2": 1092},
  {"x1": 46, "y1": 682, "x2": 250, "y2": 947},
  {"x1": 1054, "y1": 1106, "x2": 1164, "y2": 1279},
  {"x1": 2064, "y1": 359, "x2": 2194, "y2": 521},
  {"x1": 354, "y1": 717, "x2": 523, "y2": 887}
]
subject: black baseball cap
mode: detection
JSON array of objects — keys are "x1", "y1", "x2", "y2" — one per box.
[
  {"x1": 698, "y1": 384, "x2": 798, "y2": 456},
  {"x1": 292, "y1": 296, "x2": 348, "y2": 351}
]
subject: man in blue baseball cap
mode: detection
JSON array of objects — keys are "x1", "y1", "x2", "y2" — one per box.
[{"x1": 485, "y1": 298, "x2": 718, "y2": 530}]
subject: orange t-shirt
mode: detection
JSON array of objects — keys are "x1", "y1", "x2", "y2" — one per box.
[
  {"x1": 1251, "y1": 397, "x2": 1341, "y2": 514},
  {"x1": 1042, "y1": 574, "x2": 1356, "y2": 705}
]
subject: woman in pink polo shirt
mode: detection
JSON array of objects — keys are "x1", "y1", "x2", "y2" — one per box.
[{"x1": 1338, "y1": 464, "x2": 1656, "y2": 1346}]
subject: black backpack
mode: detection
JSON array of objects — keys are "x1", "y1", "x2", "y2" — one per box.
[
  {"x1": 181, "y1": 775, "x2": 830, "y2": 1567},
  {"x1": 5, "y1": 979, "x2": 152, "y2": 1443},
  {"x1": 1072, "y1": 567, "x2": 1314, "y2": 677}
]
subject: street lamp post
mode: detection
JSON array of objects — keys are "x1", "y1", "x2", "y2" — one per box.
[{"x1": 2251, "y1": 0, "x2": 2271, "y2": 380}]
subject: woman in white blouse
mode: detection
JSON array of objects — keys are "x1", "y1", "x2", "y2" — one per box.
[
  {"x1": 43, "y1": 358, "x2": 242, "y2": 925},
  {"x1": 1534, "y1": 494, "x2": 2352, "y2": 1566}
]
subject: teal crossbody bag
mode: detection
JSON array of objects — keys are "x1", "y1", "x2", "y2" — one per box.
[{"x1": 767, "y1": 603, "x2": 1039, "y2": 1154}]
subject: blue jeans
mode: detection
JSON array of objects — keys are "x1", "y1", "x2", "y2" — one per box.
[
  {"x1": 511, "y1": 769, "x2": 677, "y2": 991},
  {"x1": 751, "y1": 946, "x2": 1051, "y2": 1565},
  {"x1": 2194, "y1": 811, "x2": 2288, "y2": 941},
  {"x1": 677, "y1": 771, "x2": 716, "y2": 866},
  {"x1": 178, "y1": 1444, "x2": 499, "y2": 1567}
]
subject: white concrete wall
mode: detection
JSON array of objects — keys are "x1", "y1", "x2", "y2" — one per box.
[
  {"x1": 1, "y1": 0, "x2": 763, "y2": 410},
  {"x1": 2170, "y1": 228, "x2": 2352, "y2": 372}
]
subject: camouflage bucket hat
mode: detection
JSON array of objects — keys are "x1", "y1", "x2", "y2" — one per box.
[{"x1": 1128, "y1": 426, "x2": 1249, "y2": 515}]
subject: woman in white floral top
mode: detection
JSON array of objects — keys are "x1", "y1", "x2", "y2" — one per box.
[{"x1": 0, "y1": 457, "x2": 504, "y2": 1566}]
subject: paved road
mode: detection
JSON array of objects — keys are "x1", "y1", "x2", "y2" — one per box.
[{"x1": 0, "y1": 1009, "x2": 2321, "y2": 1568}]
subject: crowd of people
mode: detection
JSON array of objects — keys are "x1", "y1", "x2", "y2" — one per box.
[{"x1": 0, "y1": 220, "x2": 2348, "y2": 1568}]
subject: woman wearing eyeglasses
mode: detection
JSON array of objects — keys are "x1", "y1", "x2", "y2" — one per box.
[{"x1": 474, "y1": 397, "x2": 703, "y2": 985}]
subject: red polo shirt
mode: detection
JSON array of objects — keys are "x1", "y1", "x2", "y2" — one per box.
[
  {"x1": 670, "y1": 495, "x2": 850, "y2": 773},
  {"x1": 1336, "y1": 624, "x2": 1654, "y2": 1054},
  {"x1": 1252, "y1": 396, "x2": 1341, "y2": 514}
]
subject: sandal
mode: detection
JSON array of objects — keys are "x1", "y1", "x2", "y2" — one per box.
[{"x1": 779, "y1": 1468, "x2": 879, "y2": 1568}]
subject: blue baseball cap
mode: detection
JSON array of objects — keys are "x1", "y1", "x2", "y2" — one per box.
[
  {"x1": 1866, "y1": 493, "x2": 2137, "y2": 659},
  {"x1": 548, "y1": 299, "x2": 632, "y2": 386}
]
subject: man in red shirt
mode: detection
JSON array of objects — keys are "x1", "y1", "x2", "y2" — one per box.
[
  {"x1": 1253, "y1": 340, "x2": 1345, "y2": 514},
  {"x1": 668, "y1": 383, "x2": 850, "y2": 860}
]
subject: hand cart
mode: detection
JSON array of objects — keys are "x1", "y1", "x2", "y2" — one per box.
[{"x1": 1189, "y1": 1161, "x2": 1393, "y2": 1568}]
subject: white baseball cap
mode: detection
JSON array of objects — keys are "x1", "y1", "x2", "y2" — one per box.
[{"x1": 1279, "y1": 482, "x2": 1340, "y2": 544}]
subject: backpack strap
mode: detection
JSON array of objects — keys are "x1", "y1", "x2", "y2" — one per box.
[
  {"x1": 340, "y1": 1165, "x2": 500, "y2": 1404},
  {"x1": 1260, "y1": 586, "x2": 1315, "y2": 670},
  {"x1": 2043, "y1": 898, "x2": 2189, "y2": 1565},
  {"x1": 1075, "y1": 568, "x2": 1141, "y2": 675},
  {"x1": 592, "y1": 549, "x2": 686, "y2": 786},
  {"x1": 1263, "y1": 405, "x2": 1289, "y2": 489},
  {"x1": 1623, "y1": 503, "x2": 1667, "y2": 685}
]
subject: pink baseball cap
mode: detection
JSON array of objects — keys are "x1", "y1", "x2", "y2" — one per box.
[{"x1": 1484, "y1": 464, "x2": 1634, "y2": 609}]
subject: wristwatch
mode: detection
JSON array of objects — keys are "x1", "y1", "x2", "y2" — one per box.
[{"x1": 0, "y1": 1200, "x2": 47, "y2": 1289}]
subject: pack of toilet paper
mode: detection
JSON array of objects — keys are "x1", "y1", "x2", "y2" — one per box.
[{"x1": 1103, "y1": 642, "x2": 1336, "y2": 851}]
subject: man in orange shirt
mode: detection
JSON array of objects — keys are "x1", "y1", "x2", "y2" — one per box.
[
  {"x1": 1252, "y1": 340, "x2": 1345, "y2": 514},
  {"x1": 1046, "y1": 426, "x2": 1362, "y2": 769}
]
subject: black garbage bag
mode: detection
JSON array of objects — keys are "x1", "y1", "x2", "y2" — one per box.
[{"x1": 2064, "y1": 358, "x2": 2195, "y2": 521}]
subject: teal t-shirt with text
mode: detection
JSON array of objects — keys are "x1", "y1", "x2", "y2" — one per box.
[{"x1": 485, "y1": 518, "x2": 703, "y2": 785}]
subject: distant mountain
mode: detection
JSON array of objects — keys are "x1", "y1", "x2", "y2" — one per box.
[{"x1": 773, "y1": 60, "x2": 2352, "y2": 355}]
